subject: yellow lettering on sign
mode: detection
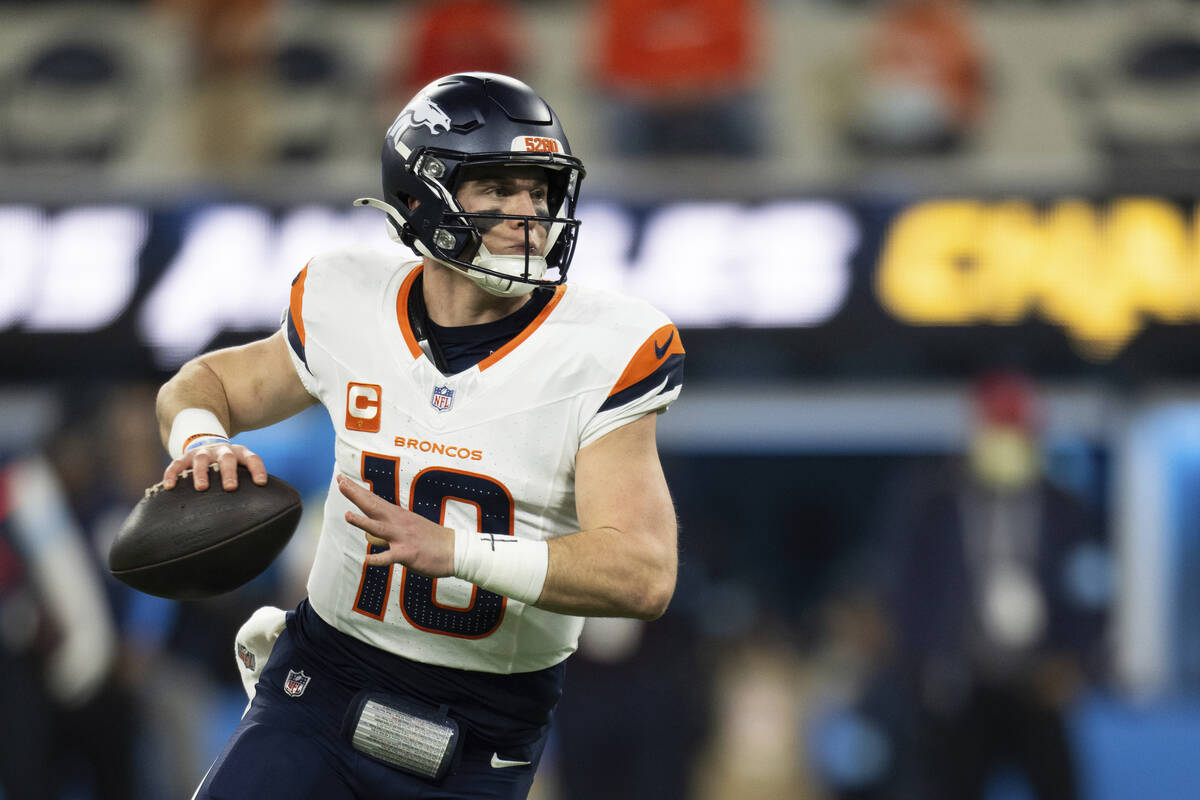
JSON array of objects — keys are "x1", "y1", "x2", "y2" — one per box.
[
  {"x1": 876, "y1": 198, "x2": 1200, "y2": 360},
  {"x1": 977, "y1": 200, "x2": 1040, "y2": 323},
  {"x1": 876, "y1": 200, "x2": 981, "y2": 325}
]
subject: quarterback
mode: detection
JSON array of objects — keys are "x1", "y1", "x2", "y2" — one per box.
[{"x1": 156, "y1": 73, "x2": 683, "y2": 799}]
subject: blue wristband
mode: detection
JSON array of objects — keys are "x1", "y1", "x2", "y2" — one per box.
[{"x1": 183, "y1": 434, "x2": 231, "y2": 452}]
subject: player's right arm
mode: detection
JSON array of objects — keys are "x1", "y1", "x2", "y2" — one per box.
[{"x1": 156, "y1": 330, "x2": 316, "y2": 491}]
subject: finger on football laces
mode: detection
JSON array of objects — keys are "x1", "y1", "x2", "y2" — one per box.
[{"x1": 162, "y1": 461, "x2": 183, "y2": 490}]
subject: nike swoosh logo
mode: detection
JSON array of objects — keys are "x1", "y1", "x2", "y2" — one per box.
[
  {"x1": 653, "y1": 330, "x2": 675, "y2": 359},
  {"x1": 491, "y1": 753, "x2": 532, "y2": 769}
]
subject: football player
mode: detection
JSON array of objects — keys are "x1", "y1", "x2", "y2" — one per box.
[{"x1": 155, "y1": 72, "x2": 684, "y2": 799}]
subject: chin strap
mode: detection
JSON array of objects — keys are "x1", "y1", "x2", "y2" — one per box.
[{"x1": 468, "y1": 251, "x2": 545, "y2": 298}]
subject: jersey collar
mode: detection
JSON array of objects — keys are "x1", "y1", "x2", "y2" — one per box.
[{"x1": 396, "y1": 264, "x2": 566, "y2": 371}]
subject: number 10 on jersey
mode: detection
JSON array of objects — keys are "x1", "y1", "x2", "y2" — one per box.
[{"x1": 351, "y1": 453, "x2": 516, "y2": 638}]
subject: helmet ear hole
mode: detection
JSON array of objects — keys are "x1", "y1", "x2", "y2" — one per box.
[
  {"x1": 418, "y1": 155, "x2": 447, "y2": 180},
  {"x1": 433, "y1": 229, "x2": 456, "y2": 250}
]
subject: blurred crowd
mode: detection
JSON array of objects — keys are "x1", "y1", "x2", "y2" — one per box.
[
  {"x1": 1, "y1": 0, "x2": 1199, "y2": 192},
  {"x1": 0, "y1": 0, "x2": 772, "y2": 174}
]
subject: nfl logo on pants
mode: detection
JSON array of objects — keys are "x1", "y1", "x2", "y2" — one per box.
[
  {"x1": 431, "y1": 385, "x2": 454, "y2": 412},
  {"x1": 284, "y1": 669, "x2": 310, "y2": 697}
]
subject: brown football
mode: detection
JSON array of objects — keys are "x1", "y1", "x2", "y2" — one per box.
[{"x1": 109, "y1": 464, "x2": 302, "y2": 599}]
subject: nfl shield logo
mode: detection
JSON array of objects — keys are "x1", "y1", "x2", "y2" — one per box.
[
  {"x1": 431, "y1": 385, "x2": 454, "y2": 412},
  {"x1": 236, "y1": 642, "x2": 256, "y2": 672},
  {"x1": 284, "y1": 669, "x2": 310, "y2": 697}
]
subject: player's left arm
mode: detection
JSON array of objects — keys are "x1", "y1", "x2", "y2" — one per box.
[{"x1": 539, "y1": 411, "x2": 677, "y2": 620}]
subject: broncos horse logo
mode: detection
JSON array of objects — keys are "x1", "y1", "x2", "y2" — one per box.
[{"x1": 389, "y1": 95, "x2": 452, "y2": 139}]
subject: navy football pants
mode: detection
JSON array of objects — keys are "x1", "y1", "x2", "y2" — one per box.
[{"x1": 193, "y1": 623, "x2": 546, "y2": 800}]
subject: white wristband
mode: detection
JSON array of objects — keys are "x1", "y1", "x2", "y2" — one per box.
[
  {"x1": 453, "y1": 530, "x2": 548, "y2": 607},
  {"x1": 168, "y1": 407, "x2": 231, "y2": 459}
]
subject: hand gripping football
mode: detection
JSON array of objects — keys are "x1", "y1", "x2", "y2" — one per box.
[{"x1": 109, "y1": 464, "x2": 303, "y2": 599}]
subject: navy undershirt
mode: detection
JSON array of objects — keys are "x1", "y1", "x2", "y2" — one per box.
[{"x1": 425, "y1": 287, "x2": 554, "y2": 374}]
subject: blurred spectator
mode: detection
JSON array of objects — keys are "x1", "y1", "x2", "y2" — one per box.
[
  {"x1": 1067, "y1": 2, "x2": 1200, "y2": 183},
  {"x1": 588, "y1": 0, "x2": 766, "y2": 157},
  {"x1": 268, "y1": 38, "x2": 353, "y2": 164},
  {"x1": 804, "y1": 590, "x2": 919, "y2": 800},
  {"x1": 0, "y1": 37, "x2": 133, "y2": 166},
  {"x1": 869, "y1": 371, "x2": 1110, "y2": 800},
  {"x1": 552, "y1": 612, "x2": 711, "y2": 800},
  {"x1": 692, "y1": 626, "x2": 818, "y2": 800},
  {"x1": 0, "y1": 454, "x2": 127, "y2": 798},
  {"x1": 846, "y1": 0, "x2": 985, "y2": 156},
  {"x1": 380, "y1": 0, "x2": 525, "y2": 126},
  {"x1": 0, "y1": 384, "x2": 172, "y2": 799},
  {"x1": 155, "y1": 0, "x2": 278, "y2": 173}
]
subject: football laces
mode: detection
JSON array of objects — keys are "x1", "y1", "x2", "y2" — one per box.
[{"x1": 144, "y1": 462, "x2": 222, "y2": 498}]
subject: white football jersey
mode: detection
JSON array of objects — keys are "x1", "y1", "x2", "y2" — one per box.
[{"x1": 282, "y1": 250, "x2": 684, "y2": 674}]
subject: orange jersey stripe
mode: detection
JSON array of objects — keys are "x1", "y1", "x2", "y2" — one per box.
[
  {"x1": 608, "y1": 324, "x2": 685, "y2": 398},
  {"x1": 395, "y1": 265, "x2": 426, "y2": 360},
  {"x1": 478, "y1": 285, "x2": 567, "y2": 371},
  {"x1": 289, "y1": 263, "x2": 310, "y2": 347}
]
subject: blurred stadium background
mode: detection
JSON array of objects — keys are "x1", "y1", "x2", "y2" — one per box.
[{"x1": 4, "y1": 0, "x2": 1200, "y2": 798}]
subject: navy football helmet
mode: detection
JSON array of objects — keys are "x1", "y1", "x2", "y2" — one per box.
[{"x1": 356, "y1": 72, "x2": 586, "y2": 297}]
